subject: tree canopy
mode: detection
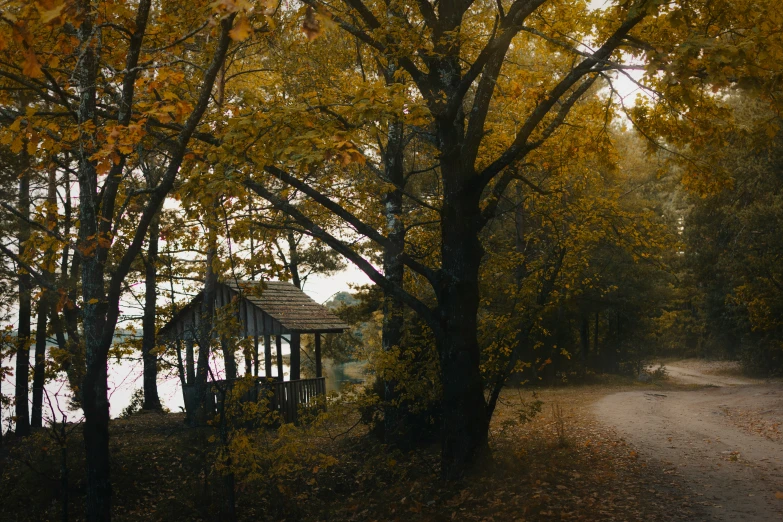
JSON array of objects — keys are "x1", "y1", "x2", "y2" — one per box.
[{"x1": 2, "y1": 0, "x2": 783, "y2": 519}]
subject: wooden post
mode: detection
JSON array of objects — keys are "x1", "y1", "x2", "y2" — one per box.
[
  {"x1": 253, "y1": 335, "x2": 260, "y2": 377},
  {"x1": 314, "y1": 333, "x2": 322, "y2": 378},
  {"x1": 174, "y1": 339, "x2": 186, "y2": 386},
  {"x1": 241, "y1": 299, "x2": 251, "y2": 376},
  {"x1": 186, "y1": 338, "x2": 195, "y2": 385},
  {"x1": 276, "y1": 335, "x2": 284, "y2": 381},
  {"x1": 251, "y1": 294, "x2": 259, "y2": 377},
  {"x1": 264, "y1": 334, "x2": 272, "y2": 378},
  {"x1": 290, "y1": 333, "x2": 301, "y2": 380}
]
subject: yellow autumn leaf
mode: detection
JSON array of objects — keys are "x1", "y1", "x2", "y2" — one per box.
[
  {"x1": 229, "y1": 17, "x2": 252, "y2": 41},
  {"x1": 776, "y1": 491, "x2": 783, "y2": 500},
  {"x1": 10, "y1": 137, "x2": 23, "y2": 154},
  {"x1": 39, "y1": 3, "x2": 66, "y2": 24},
  {"x1": 22, "y1": 49, "x2": 43, "y2": 78}
]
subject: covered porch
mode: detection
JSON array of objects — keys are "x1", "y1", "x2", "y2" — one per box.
[{"x1": 159, "y1": 280, "x2": 348, "y2": 422}]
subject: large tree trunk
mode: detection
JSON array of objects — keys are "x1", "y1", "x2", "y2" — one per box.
[
  {"x1": 75, "y1": 2, "x2": 112, "y2": 517},
  {"x1": 81, "y1": 335, "x2": 111, "y2": 522},
  {"x1": 15, "y1": 168, "x2": 31, "y2": 437},
  {"x1": 71, "y1": 2, "x2": 229, "y2": 517},
  {"x1": 81, "y1": 225, "x2": 112, "y2": 521},
  {"x1": 380, "y1": 114, "x2": 406, "y2": 443},
  {"x1": 190, "y1": 235, "x2": 217, "y2": 426},
  {"x1": 435, "y1": 289, "x2": 489, "y2": 479},
  {"x1": 142, "y1": 215, "x2": 161, "y2": 410},
  {"x1": 436, "y1": 178, "x2": 489, "y2": 478},
  {"x1": 80, "y1": 188, "x2": 113, "y2": 522}
]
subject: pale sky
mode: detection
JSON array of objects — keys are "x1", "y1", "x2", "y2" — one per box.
[{"x1": 301, "y1": 262, "x2": 373, "y2": 303}]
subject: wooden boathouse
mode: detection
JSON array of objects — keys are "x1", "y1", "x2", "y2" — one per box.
[{"x1": 159, "y1": 280, "x2": 349, "y2": 422}]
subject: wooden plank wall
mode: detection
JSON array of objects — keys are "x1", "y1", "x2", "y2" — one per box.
[{"x1": 173, "y1": 283, "x2": 290, "y2": 341}]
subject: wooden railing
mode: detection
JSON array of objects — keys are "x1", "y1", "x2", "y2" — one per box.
[
  {"x1": 207, "y1": 376, "x2": 326, "y2": 424},
  {"x1": 271, "y1": 377, "x2": 326, "y2": 423}
]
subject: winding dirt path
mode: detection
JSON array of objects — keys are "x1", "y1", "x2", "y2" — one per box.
[
  {"x1": 663, "y1": 364, "x2": 761, "y2": 387},
  {"x1": 595, "y1": 364, "x2": 783, "y2": 521}
]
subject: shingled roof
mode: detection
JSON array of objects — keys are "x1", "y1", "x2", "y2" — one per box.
[
  {"x1": 225, "y1": 280, "x2": 349, "y2": 333},
  {"x1": 159, "y1": 280, "x2": 349, "y2": 339}
]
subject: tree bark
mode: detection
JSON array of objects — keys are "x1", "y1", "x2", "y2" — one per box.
[
  {"x1": 191, "y1": 237, "x2": 217, "y2": 425},
  {"x1": 380, "y1": 113, "x2": 406, "y2": 442},
  {"x1": 436, "y1": 166, "x2": 490, "y2": 478},
  {"x1": 142, "y1": 215, "x2": 162, "y2": 410},
  {"x1": 31, "y1": 299, "x2": 47, "y2": 428},
  {"x1": 76, "y1": 1, "x2": 113, "y2": 511},
  {"x1": 15, "y1": 167, "x2": 31, "y2": 437},
  {"x1": 221, "y1": 336, "x2": 238, "y2": 381},
  {"x1": 186, "y1": 339, "x2": 195, "y2": 385},
  {"x1": 435, "y1": 270, "x2": 490, "y2": 479},
  {"x1": 286, "y1": 231, "x2": 302, "y2": 289},
  {"x1": 32, "y1": 162, "x2": 60, "y2": 428},
  {"x1": 69, "y1": 2, "x2": 232, "y2": 517}
]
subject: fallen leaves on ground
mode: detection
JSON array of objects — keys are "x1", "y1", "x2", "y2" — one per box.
[
  {"x1": 1, "y1": 381, "x2": 708, "y2": 521},
  {"x1": 720, "y1": 405, "x2": 783, "y2": 442}
]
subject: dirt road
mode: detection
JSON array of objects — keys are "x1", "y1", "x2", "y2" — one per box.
[
  {"x1": 663, "y1": 363, "x2": 761, "y2": 387},
  {"x1": 595, "y1": 364, "x2": 783, "y2": 521}
]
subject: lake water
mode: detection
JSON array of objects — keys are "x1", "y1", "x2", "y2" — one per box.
[{"x1": 0, "y1": 341, "x2": 367, "y2": 432}]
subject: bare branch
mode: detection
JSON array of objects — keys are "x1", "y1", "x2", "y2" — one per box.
[
  {"x1": 477, "y1": 6, "x2": 649, "y2": 187},
  {"x1": 0, "y1": 202, "x2": 68, "y2": 244},
  {"x1": 452, "y1": 0, "x2": 546, "y2": 124},
  {"x1": 0, "y1": 244, "x2": 56, "y2": 291},
  {"x1": 243, "y1": 177, "x2": 437, "y2": 328},
  {"x1": 262, "y1": 165, "x2": 440, "y2": 283}
]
